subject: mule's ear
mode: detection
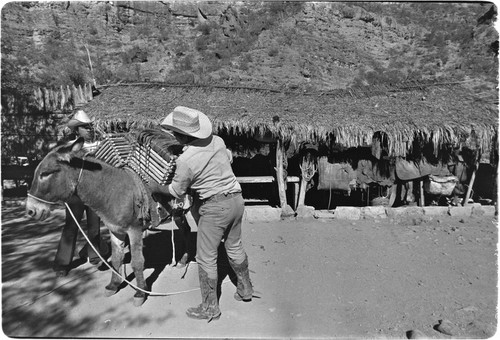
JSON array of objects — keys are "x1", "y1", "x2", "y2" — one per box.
[
  {"x1": 57, "y1": 138, "x2": 85, "y2": 163},
  {"x1": 70, "y1": 137, "x2": 85, "y2": 153}
]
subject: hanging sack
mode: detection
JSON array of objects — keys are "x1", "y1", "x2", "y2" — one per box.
[
  {"x1": 317, "y1": 157, "x2": 356, "y2": 191},
  {"x1": 423, "y1": 175, "x2": 458, "y2": 196}
]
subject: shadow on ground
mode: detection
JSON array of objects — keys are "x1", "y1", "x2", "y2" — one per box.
[
  {"x1": 1, "y1": 206, "x2": 176, "y2": 336},
  {"x1": 2, "y1": 206, "x2": 99, "y2": 336},
  {"x1": 2, "y1": 205, "x2": 237, "y2": 337}
]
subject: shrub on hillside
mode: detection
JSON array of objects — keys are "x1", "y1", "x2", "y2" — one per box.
[
  {"x1": 340, "y1": 5, "x2": 356, "y2": 19},
  {"x1": 93, "y1": 60, "x2": 114, "y2": 84},
  {"x1": 195, "y1": 37, "x2": 208, "y2": 52},
  {"x1": 178, "y1": 55, "x2": 194, "y2": 71},
  {"x1": 167, "y1": 71, "x2": 195, "y2": 84},
  {"x1": 239, "y1": 59, "x2": 249, "y2": 71},
  {"x1": 268, "y1": 1, "x2": 303, "y2": 17},
  {"x1": 120, "y1": 46, "x2": 148, "y2": 64},
  {"x1": 242, "y1": 53, "x2": 253, "y2": 63},
  {"x1": 66, "y1": 66, "x2": 87, "y2": 87},
  {"x1": 268, "y1": 47, "x2": 279, "y2": 57},
  {"x1": 197, "y1": 21, "x2": 218, "y2": 36},
  {"x1": 158, "y1": 28, "x2": 170, "y2": 42},
  {"x1": 89, "y1": 26, "x2": 98, "y2": 36},
  {"x1": 280, "y1": 27, "x2": 299, "y2": 46}
]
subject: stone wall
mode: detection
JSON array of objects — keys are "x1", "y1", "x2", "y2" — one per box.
[{"x1": 244, "y1": 204, "x2": 497, "y2": 222}]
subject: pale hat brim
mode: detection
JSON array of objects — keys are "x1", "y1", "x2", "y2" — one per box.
[
  {"x1": 67, "y1": 110, "x2": 94, "y2": 129},
  {"x1": 67, "y1": 119, "x2": 94, "y2": 129},
  {"x1": 160, "y1": 108, "x2": 213, "y2": 139}
]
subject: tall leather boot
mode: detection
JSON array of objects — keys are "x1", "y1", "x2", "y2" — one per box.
[
  {"x1": 229, "y1": 256, "x2": 254, "y2": 302},
  {"x1": 186, "y1": 267, "x2": 221, "y2": 322}
]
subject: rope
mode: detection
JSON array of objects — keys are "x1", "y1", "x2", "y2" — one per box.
[
  {"x1": 27, "y1": 193, "x2": 59, "y2": 206},
  {"x1": 65, "y1": 202, "x2": 200, "y2": 296},
  {"x1": 171, "y1": 222, "x2": 176, "y2": 265},
  {"x1": 64, "y1": 202, "x2": 230, "y2": 296}
]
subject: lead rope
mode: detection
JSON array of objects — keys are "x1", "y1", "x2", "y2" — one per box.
[
  {"x1": 31, "y1": 155, "x2": 228, "y2": 296},
  {"x1": 27, "y1": 193, "x2": 59, "y2": 205},
  {"x1": 64, "y1": 202, "x2": 207, "y2": 296},
  {"x1": 64, "y1": 154, "x2": 202, "y2": 296}
]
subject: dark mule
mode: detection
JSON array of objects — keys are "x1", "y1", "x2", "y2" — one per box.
[{"x1": 26, "y1": 138, "x2": 170, "y2": 306}]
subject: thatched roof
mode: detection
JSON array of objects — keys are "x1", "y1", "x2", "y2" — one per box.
[{"x1": 81, "y1": 81, "x2": 498, "y2": 158}]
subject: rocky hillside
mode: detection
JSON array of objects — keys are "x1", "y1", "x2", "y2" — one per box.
[{"x1": 1, "y1": 1, "x2": 498, "y2": 98}]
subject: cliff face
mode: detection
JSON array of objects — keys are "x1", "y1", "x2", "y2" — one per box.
[{"x1": 1, "y1": 1, "x2": 498, "y2": 96}]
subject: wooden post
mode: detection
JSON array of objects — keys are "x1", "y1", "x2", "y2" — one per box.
[
  {"x1": 297, "y1": 177, "x2": 307, "y2": 208},
  {"x1": 294, "y1": 182, "x2": 300, "y2": 209},
  {"x1": 388, "y1": 183, "x2": 398, "y2": 207},
  {"x1": 275, "y1": 139, "x2": 288, "y2": 209},
  {"x1": 419, "y1": 179, "x2": 425, "y2": 206},
  {"x1": 463, "y1": 162, "x2": 479, "y2": 206},
  {"x1": 297, "y1": 155, "x2": 317, "y2": 208}
]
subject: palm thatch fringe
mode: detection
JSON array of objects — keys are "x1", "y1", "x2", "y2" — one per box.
[
  {"x1": 31, "y1": 83, "x2": 94, "y2": 112},
  {"x1": 52, "y1": 81, "x2": 498, "y2": 160}
]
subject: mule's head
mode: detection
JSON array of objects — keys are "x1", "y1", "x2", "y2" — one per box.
[{"x1": 26, "y1": 138, "x2": 87, "y2": 220}]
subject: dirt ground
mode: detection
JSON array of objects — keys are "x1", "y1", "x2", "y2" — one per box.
[{"x1": 1, "y1": 203, "x2": 498, "y2": 339}]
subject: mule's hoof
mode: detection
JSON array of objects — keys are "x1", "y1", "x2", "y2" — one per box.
[
  {"x1": 133, "y1": 296, "x2": 146, "y2": 307},
  {"x1": 178, "y1": 254, "x2": 189, "y2": 266},
  {"x1": 133, "y1": 291, "x2": 146, "y2": 307},
  {"x1": 52, "y1": 264, "x2": 69, "y2": 277},
  {"x1": 55, "y1": 269, "x2": 69, "y2": 277},
  {"x1": 104, "y1": 288, "x2": 118, "y2": 297}
]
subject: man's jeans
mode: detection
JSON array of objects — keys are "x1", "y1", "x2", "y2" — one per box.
[{"x1": 196, "y1": 194, "x2": 246, "y2": 279}]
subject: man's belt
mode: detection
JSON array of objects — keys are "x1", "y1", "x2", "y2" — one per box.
[{"x1": 201, "y1": 191, "x2": 241, "y2": 205}]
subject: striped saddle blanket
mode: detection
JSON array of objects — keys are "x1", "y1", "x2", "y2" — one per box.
[{"x1": 95, "y1": 129, "x2": 183, "y2": 185}]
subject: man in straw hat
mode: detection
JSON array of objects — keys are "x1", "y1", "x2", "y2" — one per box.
[
  {"x1": 53, "y1": 109, "x2": 109, "y2": 277},
  {"x1": 149, "y1": 106, "x2": 254, "y2": 322}
]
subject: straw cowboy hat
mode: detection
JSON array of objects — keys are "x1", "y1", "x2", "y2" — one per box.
[
  {"x1": 161, "y1": 106, "x2": 212, "y2": 139},
  {"x1": 67, "y1": 109, "x2": 94, "y2": 129}
]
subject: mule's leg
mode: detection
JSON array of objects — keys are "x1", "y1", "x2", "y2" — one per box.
[
  {"x1": 174, "y1": 214, "x2": 191, "y2": 267},
  {"x1": 179, "y1": 252, "x2": 189, "y2": 267},
  {"x1": 105, "y1": 232, "x2": 126, "y2": 296},
  {"x1": 128, "y1": 229, "x2": 147, "y2": 307}
]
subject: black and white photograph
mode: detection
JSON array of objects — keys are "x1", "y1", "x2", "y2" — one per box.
[{"x1": 1, "y1": 1, "x2": 498, "y2": 338}]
